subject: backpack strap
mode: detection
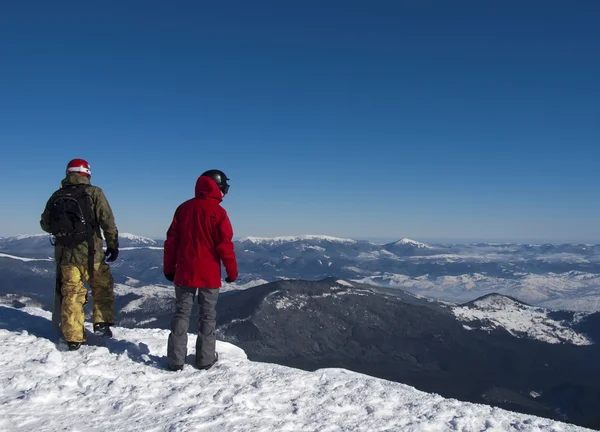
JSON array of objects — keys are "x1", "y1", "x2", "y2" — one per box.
[{"x1": 81, "y1": 185, "x2": 96, "y2": 279}]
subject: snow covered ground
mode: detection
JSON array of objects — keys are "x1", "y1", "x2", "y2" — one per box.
[
  {"x1": 452, "y1": 295, "x2": 593, "y2": 345},
  {"x1": 0, "y1": 306, "x2": 591, "y2": 431},
  {"x1": 0, "y1": 252, "x2": 52, "y2": 262}
]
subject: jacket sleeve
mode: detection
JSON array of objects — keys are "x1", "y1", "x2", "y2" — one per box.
[
  {"x1": 163, "y1": 207, "x2": 180, "y2": 275},
  {"x1": 215, "y1": 208, "x2": 238, "y2": 280},
  {"x1": 92, "y1": 187, "x2": 119, "y2": 249},
  {"x1": 40, "y1": 197, "x2": 53, "y2": 233}
]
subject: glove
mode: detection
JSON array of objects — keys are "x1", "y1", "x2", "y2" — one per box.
[
  {"x1": 164, "y1": 273, "x2": 175, "y2": 282},
  {"x1": 105, "y1": 248, "x2": 119, "y2": 262},
  {"x1": 225, "y1": 276, "x2": 236, "y2": 283}
]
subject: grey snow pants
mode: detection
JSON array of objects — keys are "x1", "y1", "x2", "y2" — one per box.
[{"x1": 167, "y1": 286, "x2": 219, "y2": 368}]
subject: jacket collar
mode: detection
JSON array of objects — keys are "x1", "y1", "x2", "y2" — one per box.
[
  {"x1": 61, "y1": 173, "x2": 91, "y2": 186},
  {"x1": 195, "y1": 176, "x2": 223, "y2": 201}
]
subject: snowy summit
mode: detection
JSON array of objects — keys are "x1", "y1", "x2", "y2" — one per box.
[
  {"x1": 392, "y1": 238, "x2": 432, "y2": 248},
  {"x1": 118, "y1": 232, "x2": 159, "y2": 245},
  {"x1": 453, "y1": 294, "x2": 593, "y2": 345},
  {"x1": 6, "y1": 234, "x2": 48, "y2": 241},
  {"x1": 0, "y1": 305, "x2": 589, "y2": 432},
  {"x1": 240, "y1": 235, "x2": 357, "y2": 244}
]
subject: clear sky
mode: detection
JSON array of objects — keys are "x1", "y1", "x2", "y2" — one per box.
[{"x1": 1, "y1": 1, "x2": 599, "y2": 243}]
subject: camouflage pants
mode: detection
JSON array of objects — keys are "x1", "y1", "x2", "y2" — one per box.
[{"x1": 60, "y1": 262, "x2": 115, "y2": 343}]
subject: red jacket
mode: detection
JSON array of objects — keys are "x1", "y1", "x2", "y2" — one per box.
[{"x1": 163, "y1": 176, "x2": 238, "y2": 288}]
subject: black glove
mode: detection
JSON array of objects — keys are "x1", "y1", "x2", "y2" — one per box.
[
  {"x1": 225, "y1": 276, "x2": 236, "y2": 283},
  {"x1": 164, "y1": 272, "x2": 175, "y2": 282},
  {"x1": 105, "y1": 248, "x2": 119, "y2": 262}
]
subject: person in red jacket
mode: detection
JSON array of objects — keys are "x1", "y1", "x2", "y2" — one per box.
[{"x1": 163, "y1": 169, "x2": 238, "y2": 371}]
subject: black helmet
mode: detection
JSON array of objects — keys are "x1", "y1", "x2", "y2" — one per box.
[{"x1": 201, "y1": 169, "x2": 230, "y2": 195}]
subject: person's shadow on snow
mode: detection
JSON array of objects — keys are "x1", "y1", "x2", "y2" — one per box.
[
  {"x1": 86, "y1": 333, "x2": 165, "y2": 370},
  {"x1": 0, "y1": 305, "x2": 60, "y2": 342},
  {"x1": 0, "y1": 306, "x2": 166, "y2": 370}
]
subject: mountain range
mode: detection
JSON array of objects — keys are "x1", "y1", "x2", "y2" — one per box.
[{"x1": 2, "y1": 233, "x2": 599, "y2": 311}]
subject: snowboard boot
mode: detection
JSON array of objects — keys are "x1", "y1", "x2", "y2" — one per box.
[
  {"x1": 67, "y1": 342, "x2": 82, "y2": 351},
  {"x1": 197, "y1": 352, "x2": 218, "y2": 371},
  {"x1": 168, "y1": 363, "x2": 184, "y2": 372},
  {"x1": 93, "y1": 323, "x2": 113, "y2": 338}
]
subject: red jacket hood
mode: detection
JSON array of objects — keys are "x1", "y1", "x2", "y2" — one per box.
[{"x1": 195, "y1": 176, "x2": 223, "y2": 201}]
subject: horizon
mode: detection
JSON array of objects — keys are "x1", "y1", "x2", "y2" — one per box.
[
  {"x1": 1, "y1": 1, "x2": 599, "y2": 242},
  {"x1": 2, "y1": 231, "x2": 599, "y2": 246}
]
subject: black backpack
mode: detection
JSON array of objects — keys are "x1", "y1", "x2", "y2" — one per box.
[
  {"x1": 48, "y1": 184, "x2": 96, "y2": 246},
  {"x1": 47, "y1": 184, "x2": 97, "y2": 275}
]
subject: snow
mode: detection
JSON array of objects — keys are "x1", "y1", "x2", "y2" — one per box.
[
  {"x1": 301, "y1": 244, "x2": 326, "y2": 252},
  {"x1": 124, "y1": 276, "x2": 141, "y2": 286},
  {"x1": 113, "y1": 284, "x2": 173, "y2": 313},
  {"x1": 0, "y1": 253, "x2": 53, "y2": 262},
  {"x1": 273, "y1": 287, "x2": 381, "y2": 310},
  {"x1": 118, "y1": 232, "x2": 158, "y2": 244},
  {"x1": 311, "y1": 289, "x2": 370, "y2": 299},
  {"x1": 0, "y1": 305, "x2": 589, "y2": 432},
  {"x1": 535, "y1": 253, "x2": 592, "y2": 264},
  {"x1": 240, "y1": 235, "x2": 357, "y2": 244},
  {"x1": 118, "y1": 289, "x2": 169, "y2": 313},
  {"x1": 357, "y1": 250, "x2": 400, "y2": 260},
  {"x1": 452, "y1": 295, "x2": 593, "y2": 345},
  {"x1": 5, "y1": 234, "x2": 47, "y2": 241},
  {"x1": 0, "y1": 294, "x2": 45, "y2": 309},
  {"x1": 119, "y1": 246, "x2": 164, "y2": 251},
  {"x1": 356, "y1": 271, "x2": 600, "y2": 312},
  {"x1": 275, "y1": 296, "x2": 308, "y2": 310},
  {"x1": 393, "y1": 238, "x2": 432, "y2": 248},
  {"x1": 220, "y1": 279, "x2": 270, "y2": 293},
  {"x1": 343, "y1": 265, "x2": 376, "y2": 275}
]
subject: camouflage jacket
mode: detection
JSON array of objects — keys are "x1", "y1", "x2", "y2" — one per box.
[{"x1": 40, "y1": 173, "x2": 119, "y2": 266}]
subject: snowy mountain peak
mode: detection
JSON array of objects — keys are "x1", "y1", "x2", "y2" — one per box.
[
  {"x1": 5, "y1": 234, "x2": 48, "y2": 241},
  {"x1": 240, "y1": 235, "x2": 357, "y2": 244},
  {"x1": 118, "y1": 233, "x2": 158, "y2": 245},
  {"x1": 393, "y1": 238, "x2": 431, "y2": 248},
  {"x1": 453, "y1": 294, "x2": 593, "y2": 346},
  {"x1": 466, "y1": 293, "x2": 530, "y2": 310}
]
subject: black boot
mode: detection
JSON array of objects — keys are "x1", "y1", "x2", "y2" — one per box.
[
  {"x1": 93, "y1": 323, "x2": 113, "y2": 338},
  {"x1": 67, "y1": 342, "x2": 82, "y2": 351},
  {"x1": 197, "y1": 352, "x2": 218, "y2": 371},
  {"x1": 168, "y1": 363, "x2": 184, "y2": 372}
]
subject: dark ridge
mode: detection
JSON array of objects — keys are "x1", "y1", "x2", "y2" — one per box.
[
  {"x1": 462, "y1": 292, "x2": 533, "y2": 308},
  {"x1": 575, "y1": 312, "x2": 600, "y2": 344}
]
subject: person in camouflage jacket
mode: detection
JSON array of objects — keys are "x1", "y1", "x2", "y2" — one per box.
[{"x1": 40, "y1": 159, "x2": 119, "y2": 350}]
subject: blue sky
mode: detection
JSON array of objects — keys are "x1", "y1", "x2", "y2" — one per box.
[{"x1": 0, "y1": 1, "x2": 598, "y2": 243}]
